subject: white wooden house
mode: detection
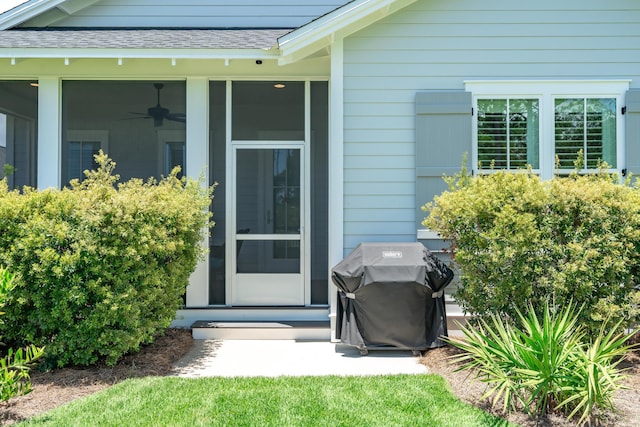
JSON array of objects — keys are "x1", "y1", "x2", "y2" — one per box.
[{"x1": 1, "y1": 0, "x2": 639, "y2": 340}]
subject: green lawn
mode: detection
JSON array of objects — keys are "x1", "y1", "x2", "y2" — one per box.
[{"x1": 19, "y1": 374, "x2": 516, "y2": 427}]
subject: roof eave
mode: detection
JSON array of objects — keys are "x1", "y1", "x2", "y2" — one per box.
[
  {"x1": 0, "y1": 47, "x2": 282, "y2": 60},
  {"x1": 277, "y1": 0, "x2": 417, "y2": 65}
]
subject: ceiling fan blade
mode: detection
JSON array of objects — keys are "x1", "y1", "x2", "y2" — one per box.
[
  {"x1": 119, "y1": 116, "x2": 152, "y2": 121},
  {"x1": 166, "y1": 114, "x2": 186, "y2": 123},
  {"x1": 128, "y1": 111, "x2": 152, "y2": 116}
]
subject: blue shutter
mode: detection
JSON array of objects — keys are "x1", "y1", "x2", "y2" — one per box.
[
  {"x1": 625, "y1": 89, "x2": 640, "y2": 177},
  {"x1": 415, "y1": 90, "x2": 472, "y2": 229}
]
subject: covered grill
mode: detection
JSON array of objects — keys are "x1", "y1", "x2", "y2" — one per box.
[{"x1": 331, "y1": 242, "x2": 453, "y2": 355}]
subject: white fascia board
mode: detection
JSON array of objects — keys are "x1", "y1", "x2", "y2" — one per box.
[
  {"x1": 0, "y1": 0, "x2": 67, "y2": 30},
  {"x1": 0, "y1": 48, "x2": 281, "y2": 60},
  {"x1": 277, "y1": 0, "x2": 416, "y2": 65}
]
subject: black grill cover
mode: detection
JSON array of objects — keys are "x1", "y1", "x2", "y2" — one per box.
[{"x1": 331, "y1": 242, "x2": 454, "y2": 351}]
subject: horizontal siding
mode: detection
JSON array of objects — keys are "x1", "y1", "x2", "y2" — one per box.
[
  {"x1": 345, "y1": 167, "x2": 414, "y2": 181},
  {"x1": 345, "y1": 182, "x2": 413, "y2": 195},
  {"x1": 343, "y1": 235, "x2": 417, "y2": 255},
  {"x1": 342, "y1": 0, "x2": 640, "y2": 249},
  {"x1": 40, "y1": 0, "x2": 345, "y2": 28},
  {"x1": 344, "y1": 195, "x2": 415, "y2": 209},
  {"x1": 344, "y1": 208, "x2": 415, "y2": 222},
  {"x1": 345, "y1": 155, "x2": 412, "y2": 170},
  {"x1": 344, "y1": 130, "x2": 414, "y2": 144}
]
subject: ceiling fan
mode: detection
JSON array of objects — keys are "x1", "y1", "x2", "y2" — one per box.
[{"x1": 128, "y1": 83, "x2": 186, "y2": 127}]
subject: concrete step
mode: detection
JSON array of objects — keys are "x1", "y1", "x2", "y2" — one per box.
[
  {"x1": 191, "y1": 320, "x2": 331, "y2": 341},
  {"x1": 173, "y1": 307, "x2": 330, "y2": 328}
]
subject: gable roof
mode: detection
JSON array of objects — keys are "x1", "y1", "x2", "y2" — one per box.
[
  {"x1": 0, "y1": 0, "x2": 101, "y2": 30},
  {"x1": 277, "y1": 0, "x2": 417, "y2": 64},
  {"x1": 0, "y1": 0, "x2": 418, "y2": 64}
]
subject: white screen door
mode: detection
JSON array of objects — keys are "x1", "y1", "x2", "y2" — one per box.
[{"x1": 230, "y1": 143, "x2": 305, "y2": 305}]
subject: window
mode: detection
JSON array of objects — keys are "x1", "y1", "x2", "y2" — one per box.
[
  {"x1": 165, "y1": 142, "x2": 185, "y2": 177},
  {"x1": 477, "y1": 98, "x2": 539, "y2": 169},
  {"x1": 466, "y1": 80, "x2": 628, "y2": 179},
  {"x1": 157, "y1": 130, "x2": 185, "y2": 177},
  {"x1": 65, "y1": 130, "x2": 108, "y2": 183},
  {"x1": 555, "y1": 98, "x2": 616, "y2": 169}
]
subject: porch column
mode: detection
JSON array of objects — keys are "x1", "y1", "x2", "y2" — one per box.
[
  {"x1": 329, "y1": 37, "x2": 345, "y2": 341},
  {"x1": 37, "y1": 77, "x2": 61, "y2": 189},
  {"x1": 185, "y1": 77, "x2": 209, "y2": 307}
]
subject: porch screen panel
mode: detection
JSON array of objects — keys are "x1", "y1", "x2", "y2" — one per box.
[
  {"x1": 62, "y1": 81, "x2": 186, "y2": 185},
  {"x1": 209, "y1": 81, "x2": 227, "y2": 305},
  {"x1": 310, "y1": 81, "x2": 329, "y2": 305},
  {"x1": 235, "y1": 147, "x2": 302, "y2": 275},
  {"x1": 0, "y1": 81, "x2": 38, "y2": 189},
  {"x1": 232, "y1": 82, "x2": 304, "y2": 141}
]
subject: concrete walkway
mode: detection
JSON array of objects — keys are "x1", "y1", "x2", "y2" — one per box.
[{"x1": 171, "y1": 340, "x2": 428, "y2": 377}]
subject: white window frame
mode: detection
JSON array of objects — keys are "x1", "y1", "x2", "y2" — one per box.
[{"x1": 465, "y1": 80, "x2": 630, "y2": 180}]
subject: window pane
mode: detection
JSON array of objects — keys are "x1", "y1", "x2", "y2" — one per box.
[
  {"x1": 165, "y1": 141, "x2": 185, "y2": 177},
  {"x1": 555, "y1": 98, "x2": 616, "y2": 169},
  {"x1": 67, "y1": 140, "x2": 101, "y2": 182},
  {"x1": 478, "y1": 99, "x2": 507, "y2": 168},
  {"x1": 509, "y1": 99, "x2": 539, "y2": 168},
  {"x1": 477, "y1": 98, "x2": 539, "y2": 169},
  {"x1": 588, "y1": 98, "x2": 616, "y2": 167}
]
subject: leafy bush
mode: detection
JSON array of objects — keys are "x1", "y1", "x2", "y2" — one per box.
[
  {"x1": 423, "y1": 164, "x2": 640, "y2": 334},
  {"x1": 446, "y1": 302, "x2": 639, "y2": 425},
  {"x1": 0, "y1": 267, "x2": 44, "y2": 401},
  {"x1": 0, "y1": 153, "x2": 212, "y2": 367}
]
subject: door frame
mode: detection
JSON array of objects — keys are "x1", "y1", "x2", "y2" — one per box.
[{"x1": 224, "y1": 81, "x2": 312, "y2": 306}]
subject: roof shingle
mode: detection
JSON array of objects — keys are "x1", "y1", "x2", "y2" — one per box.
[{"x1": 0, "y1": 29, "x2": 292, "y2": 49}]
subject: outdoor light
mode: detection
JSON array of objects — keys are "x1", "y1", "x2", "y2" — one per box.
[{"x1": 274, "y1": 83, "x2": 285, "y2": 89}]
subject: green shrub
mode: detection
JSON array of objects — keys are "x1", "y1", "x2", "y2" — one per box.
[
  {"x1": 0, "y1": 267, "x2": 44, "y2": 401},
  {"x1": 0, "y1": 153, "x2": 212, "y2": 367},
  {"x1": 423, "y1": 164, "x2": 640, "y2": 334},
  {"x1": 446, "y1": 302, "x2": 638, "y2": 425}
]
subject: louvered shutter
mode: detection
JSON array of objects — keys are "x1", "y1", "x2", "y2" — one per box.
[
  {"x1": 415, "y1": 90, "x2": 472, "y2": 229},
  {"x1": 625, "y1": 89, "x2": 640, "y2": 177}
]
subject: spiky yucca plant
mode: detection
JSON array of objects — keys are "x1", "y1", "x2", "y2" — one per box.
[{"x1": 445, "y1": 302, "x2": 638, "y2": 425}]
